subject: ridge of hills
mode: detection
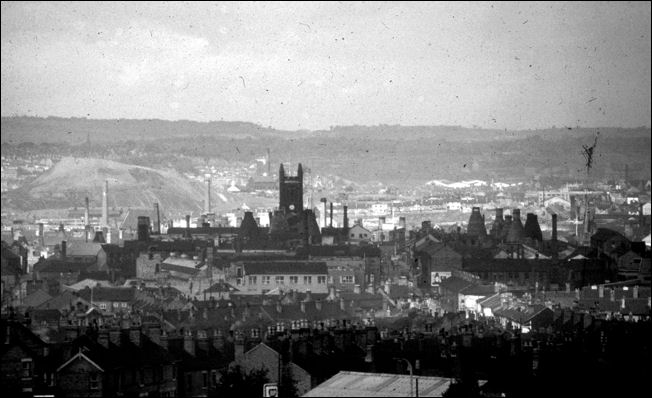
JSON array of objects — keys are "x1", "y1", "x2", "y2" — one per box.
[{"x1": 2, "y1": 116, "x2": 649, "y2": 144}]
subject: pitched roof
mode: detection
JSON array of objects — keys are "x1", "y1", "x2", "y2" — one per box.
[
  {"x1": 22, "y1": 289, "x2": 53, "y2": 308},
  {"x1": 243, "y1": 261, "x2": 327, "y2": 275},
  {"x1": 78, "y1": 287, "x2": 136, "y2": 302},
  {"x1": 439, "y1": 276, "x2": 475, "y2": 294},
  {"x1": 204, "y1": 281, "x2": 239, "y2": 293},
  {"x1": 35, "y1": 258, "x2": 95, "y2": 273},
  {"x1": 36, "y1": 290, "x2": 89, "y2": 311},
  {"x1": 304, "y1": 371, "x2": 456, "y2": 397},
  {"x1": 66, "y1": 241, "x2": 103, "y2": 257}
]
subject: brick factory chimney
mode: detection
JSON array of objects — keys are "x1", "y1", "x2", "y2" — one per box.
[
  {"x1": 330, "y1": 202, "x2": 334, "y2": 227},
  {"x1": 153, "y1": 202, "x2": 161, "y2": 234},
  {"x1": 101, "y1": 180, "x2": 109, "y2": 228},
  {"x1": 343, "y1": 205, "x2": 349, "y2": 231},
  {"x1": 321, "y1": 198, "x2": 328, "y2": 229},
  {"x1": 204, "y1": 177, "x2": 211, "y2": 215}
]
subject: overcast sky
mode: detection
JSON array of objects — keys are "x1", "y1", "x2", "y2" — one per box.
[{"x1": 1, "y1": 1, "x2": 650, "y2": 131}]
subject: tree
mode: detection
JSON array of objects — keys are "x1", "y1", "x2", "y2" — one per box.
[{"x1": 209, "y1": 365, "x2": 270, "y2": 398}]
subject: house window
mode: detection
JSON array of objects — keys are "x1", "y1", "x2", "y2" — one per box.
[
  {"x1": 236, "y1": 267, "x2": 243, "y2": 277},
  {"x1": 275, "y1": 276, "x2": 285, "y2": 285},
  {"x1": 248, "y1": 276, "x2": 257, "y2": 285},
  {"x1": 263, "y1": 276, "x2": 271, "y2": 285},
  {"x1": 121, "y1": 302, "x2": 127, "y2": 308},
  {"x1": 303, "y1": 276, "x2": 312, "y2": 284},
  {"x1": 318, "y1": 276, "x2": 327, "y2": 284},
  {"x1": 113, "y1": 302, "x2": 120, "y2": 308},
  {"x1": 21, "y1": 358, "x2": 33, "y2": 378},
  {"x1": 351, "y1": 234, "x2": 355, "y2": 238},
  {"x1": 340, "y1": 275, "x2": 354, "y2": 284},
  {"x1": 99, "y1": 303, "x2": 107, "y2": 310},
  {"x1": 289, "y1": 276, "x2": 298, "y2": 284},
  {"x1": 89, "y1": 373, "x2": 100, "y2": 390}
]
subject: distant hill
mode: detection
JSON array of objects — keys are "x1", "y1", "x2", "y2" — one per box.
[
  {"x1": 2, "y1": 116, "x2": 649, "y2": 144},
  {"x1": 0, "y1": 116, "x2": 308, "y2": 144},
  {"x1": 2, "y1": 157, "x2": 276, "y2": 214}
]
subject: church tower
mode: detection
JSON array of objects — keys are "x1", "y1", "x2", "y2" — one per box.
[{"x1": 278, "y1": 163, "x2": 303, "y2": 214}]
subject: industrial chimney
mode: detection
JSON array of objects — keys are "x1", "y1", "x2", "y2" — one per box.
[
  {"x1": 320, "y1": 198, "x2": 328, "y2": 229},
  {"x1": 38, "y1": 223, "x2": 44, "y2": 248},
  {"x1": 343, "y1": 205, "x2": 349, "y2": 231},
  {"x1": 330, "y1": 202, "x2": 334, "y2": 228},
  {"x1": 204, "y1": 177, "x2": 211, "y2": 215},
  {"x1": 153, "y1": 202, "x2": 161, "y2": 234},
  {"x1": 101, "y1": 180, "x2": 109, "y2": 228},
  {"x1": 84, "y1": 197, "x2": 90, "y2": 228}
]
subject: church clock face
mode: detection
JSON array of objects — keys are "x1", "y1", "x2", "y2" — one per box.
[{"x1": 289, "y1": 204, "x2": 295, "y2": 211}]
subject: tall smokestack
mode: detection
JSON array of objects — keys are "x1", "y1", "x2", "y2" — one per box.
[
  {"x1": 321, "y1": 198, "x2": 328, "y2": 229},
  {"x1": 185, "y1": 215, "x2": 191, "y2": 229},
  {"x1": 330, "y1": 202, "x2": 334, "y2": 227},
  {"x1": 61, "y1": 240, "x2": 67, "y2": 259},
  {"x1": 267, "y1": 148, "x2": 271, "y2": 175},
  {"x1": 38, "y1": 223, "x2": 44, "y2": 247},
  {"x1": 101, "y1": 180, "x2": 109, "y2": 228},
  {"x1": 84, "y1": 197, "x2": 90, "y2": 228},
  {"x1": 551, "y1": 213, "x2": 558, "y2": 260},
  {"x1": 343, "y1": 205, "x2": 349, "y2": 230},
  {"x1": 153, "y1": 202, "x2": 161, "y2": 234},
  {"x1": 84, "y1": 196, "x2": 90, "y2": 242},
  {"x1": 204, "y1": 177, "x2": 211, "y2": 215}
]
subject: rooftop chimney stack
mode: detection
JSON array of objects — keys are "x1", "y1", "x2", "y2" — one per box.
[{"x1": 61, "y1": 240, "x2": 67, "y2": 259}]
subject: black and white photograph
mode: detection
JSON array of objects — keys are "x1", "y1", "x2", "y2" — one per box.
[{"x1": 1, "y1": 1, "x2": 650, "y2": 397}]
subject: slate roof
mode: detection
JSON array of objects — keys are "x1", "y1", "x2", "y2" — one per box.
[
  {"x1": 35, "y1": 258, "x2": 95, "y2": 274},
  {"x1": 22, "y1": 289, "x2": 53, "y2": 308},
  {"x1": 439, "y1": 276, "x2": 475, "y2": 294},
  {"x1": 204, "y1": 281, "x2": 239, "y2": 293},
  {"x1": 37, "y1": 291, "x2": 90, "y2": 311},
  {"x1": 78, "y1": 287, "x2": 136, "y2": 302},
  {"x1": 243, "y1": 261, "x2": 328, "y2": 275},
  {"x1": 297, "y1": 245, "x2": 381, "y2": 258},
  {"x1": 66, "y1": 241, "x2": 103, "y2": 257}
]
